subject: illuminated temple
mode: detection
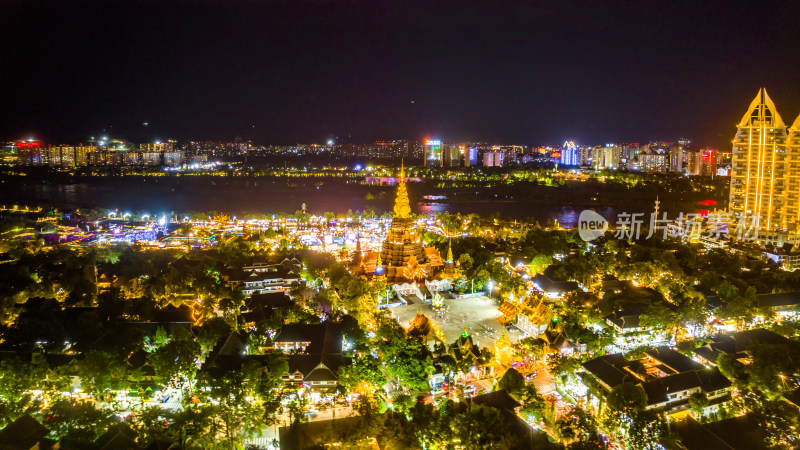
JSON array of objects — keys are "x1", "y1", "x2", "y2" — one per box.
[{"x1": 359, "y1": 166, "x2": 447, "y2": 289}]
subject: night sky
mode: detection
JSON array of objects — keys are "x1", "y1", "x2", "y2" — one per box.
[{"x1": 2, "y1": 0, "x2": 799, "y2": 148}]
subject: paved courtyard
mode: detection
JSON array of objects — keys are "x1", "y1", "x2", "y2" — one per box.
[{"x1": 388, "y1": 295, "x2": 523, "y2": 349}]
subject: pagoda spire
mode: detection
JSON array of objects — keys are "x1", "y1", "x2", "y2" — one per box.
[
  {"x1": 393, "y1": 161, "x2": 411, "y2": 219},
  {"x1": 446, "y1": 237, "x2": 454, "y2": 263}
]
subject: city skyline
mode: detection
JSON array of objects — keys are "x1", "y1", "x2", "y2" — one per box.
[
  {"x1": 2, "y1": 1, "x2": 800, "y2": 148},
  {"x1": 3, "y1": 2, "x2": 800, "y2": 449}
]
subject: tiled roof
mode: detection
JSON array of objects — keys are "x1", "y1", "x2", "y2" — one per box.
[
  {"x1": 693, "y1": 328, "x2": 789, "y2": 362},
  {"x1": 645, "y1": 346, "x2": 704, "y2": 373},
  {"x1": 582, "y1": 354, "x2": 631, "y2": 387},
  {"x1": 0, "y1": 415, "x2": 49, "y2": 450},
  {"x1": 471, "y1": 389, "x2": 521, "y2": 411},
  {"x1": 533, "y1": 274, "x2": 579, "y2": 293},
  {"x1": 246, "y1": 292, "x2": 294, "y2": 310},
  {"x1": 756, "y1": 291, "x2": 800, "y2": 308}
]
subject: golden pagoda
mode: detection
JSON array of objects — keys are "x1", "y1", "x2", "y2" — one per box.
[
  {"x1": 446, "y1": 238, "x2": 454, "y2": 263},
  {"x1": 378, "y1": 164, "x2": 444, "y2": 282}
]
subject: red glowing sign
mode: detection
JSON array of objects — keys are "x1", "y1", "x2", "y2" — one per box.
[
  {"x1": 15, "y1": 141, "x2": 42, "y2": 148},
  {"x1": 698, "y1": 200, "x2": 717, "y2": 206}
]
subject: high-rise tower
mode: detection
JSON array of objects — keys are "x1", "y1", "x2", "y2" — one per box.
[
  {"x1": 729, "y1": 88, "x2": 788, "y2": 232},
  {"x1": 786, "y1": 112, "x2": 800, "y2": 231}
]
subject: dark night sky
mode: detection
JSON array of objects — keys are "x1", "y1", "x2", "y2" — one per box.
[{"x1": 2, "y1": 0, "x2": 799, "y2": 148}]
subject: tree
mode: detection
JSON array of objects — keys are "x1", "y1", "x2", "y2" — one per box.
[
  {"x1": 143, "y1": 325, "x2": 170, "y2": 352},
  {"x1": 391, "y1": 393, "x2": 415, "y2": 416},
  {"x1": 556, "y1": 407, "x2": 597, "y2": 444},
  {"x1": 73, "y1": 350, "x2": 132, "y2": 395},
  {"x1": 0, "y1": 358, "x2": 39, "y2": 427},
  {"x1": 567, "y1": 441, "x2": 603, "y2": 450},
  {"x1": 746, "y1": 392, "x2": 800, "y2": 448},
  {"x1": 606, "y1": 382, "x2": 647, "y2": 418},
  {"x1": 638, "y1": 303, "x2": 677, "y2": 335},
  {"x1": 409, "y1": 397, "x2": 456, "y2": 448},
  {"x1": 195, "y1": 367, "x2": 264, "y2": 450},
  {"x1": 170, "y1": 405, "x2": 219, "y2": 449},
  {"x1": 457, "y1": 253, "x2": 474, "y2": 276},
  {"x1": 497, "y1": 368, "x2": 525, "y2": 396},
  {"x1": 385, "y1": 339, "x2": 434, "y2": 392},
  {"x1": 378, "y1": 410, "x2": 420, "y2": 449},
  {"x1": 678, "y1": 293, "x2": 709, "y2": 338},
  {"x1": 745, "y1": 340, "x2": 800, "y2": 393},
  {"x1": 148, "y1": 328, "x2": 201, "y2": 390},
  {"x1": 132, "y1": 406, "x2": 174, "y2": 446},
  {"x1": 517, "y1": 385, "x2": 547, "y2": 421},
  {"x1": 240, "y1": 354, "x2": 288, "y2": 426},
  {"x1": 548, "y1": 355, "x2": 583, "y2": 384},
  {"x1": 133, "y1": 404, "x2": 218, "y2": 449},
  {"x1": 453, "y1": 277, "x2": 468, "y2": 294},
  {"x1": 43, "y1": 399, "x2": 118, "y2": 442},
  {"x1": 338, "y1": 354, "x2": 385, "y2": 393},
  {"x1": 454, "y1": 404, "x2": 522, "y2": 449},
  {"x1": 688, "y1": 392, "x2": 709, "y2": 416},
  {"x1": 377, "y1": 324, "x2": 434, "y2": 393},
  {"x1": 716, "y1": 352, "x2": 748, "y2": 383},
  {"x1": 195, "y1": 317, "x2": 232, "y2": 355},
  {"x1": 528, "y1": 254, "x2": 553, "y2": 276},
  {"x1": 627, "y1": 411, "x2": 673, "y2": 450}
]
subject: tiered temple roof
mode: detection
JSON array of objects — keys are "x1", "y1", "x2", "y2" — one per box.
[{"x1": 378, "y1": 164, "x2": 443, "y2": 282}]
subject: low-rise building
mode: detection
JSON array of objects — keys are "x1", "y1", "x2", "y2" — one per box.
[
  {"x1": 582, "y1": 346, "x2": 731, "y2": 415},
  {"x1": 241, "y1": 265, "x2": 301, "y2": 297},
  {"x1": 273, "y1": 323, "x2": 349, "y2": 391},
  {"x1": 756, "y1": 291, "x2": 800, "y2": 317},
  {"x1": 762, "y1": 247, "x2": 800, "y2": 271},
  {"x1": 693, "y1": 328, "x2": 790, "y2": 366},
  {"x1": 532, "y1": 273, "x2": 579, "y2": 299}
]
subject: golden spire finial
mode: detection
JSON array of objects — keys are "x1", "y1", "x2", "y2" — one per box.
[
  {"x1": 447, "y1": 237, "x2": 453, "y2": 263},
  {"x1": 393, "y1": 161, "x2": 411, "y2": 219}
]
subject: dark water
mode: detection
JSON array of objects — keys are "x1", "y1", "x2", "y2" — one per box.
[{"x1": 0, "y1": 177, "x2": 712, "y2": 226}]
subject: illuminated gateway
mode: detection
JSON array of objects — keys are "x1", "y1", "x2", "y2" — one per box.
[{"x1": 358, "y1": 165, "x2": 450, "y2": 295}]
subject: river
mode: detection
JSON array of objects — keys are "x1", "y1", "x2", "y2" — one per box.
[{"x1": 0, "y1": 176, "x2": 721, "y2": 226}]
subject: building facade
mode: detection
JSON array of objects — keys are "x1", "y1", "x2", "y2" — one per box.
[
  {"x1": 728, "y1": 88, "x2": 800, "y2": 233},
  {"x1": 560, "y1": 141, "x2": 579, "y2": 166},
  {"x1": 424, "y1": 140, "x2": 454, "y2": 167}
]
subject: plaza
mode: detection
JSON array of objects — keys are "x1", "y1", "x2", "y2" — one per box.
[{"x1": 388, "y1": 295, "x2": 520, "y2": 350}]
